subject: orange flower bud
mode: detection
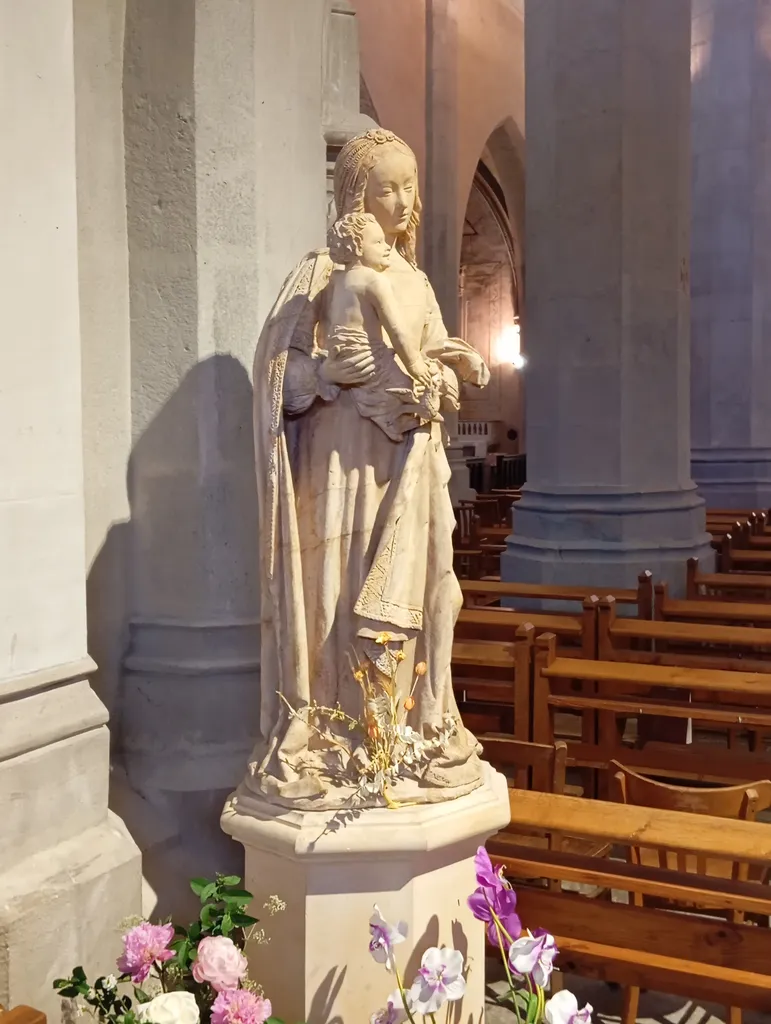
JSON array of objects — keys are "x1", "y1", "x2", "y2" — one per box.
[
  {"x1": 415, "y1": 661, "x2": 428, "y2": 676},
  {"x1": 403, "y1": 696, "x2": 415, "y2": 711}
]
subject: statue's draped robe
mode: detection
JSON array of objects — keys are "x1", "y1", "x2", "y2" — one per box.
[{"x1": 249, "y1": 249, "x2": 487, "y2": 807}]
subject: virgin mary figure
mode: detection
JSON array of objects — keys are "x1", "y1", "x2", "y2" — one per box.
[{"x1": 246, "y1": 129, "x2": 490, "y2": 809}]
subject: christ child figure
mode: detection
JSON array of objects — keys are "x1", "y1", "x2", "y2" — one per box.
[{"x1": 324, "y1": 212, "x2": 442, "y2": 441}]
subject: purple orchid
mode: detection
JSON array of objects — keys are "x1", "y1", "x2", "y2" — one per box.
[
  {"x1": 408, "y1": 947, "x2": 466, "y2": 1016},
  {"x1": 369, "y1": 905, "x2": 408, "y2": 972},
  {"x1": 508, "y1": 930, "x2": 559, "y2": 988},
  {"x1": 544, "y1": 990, "x2": 593, "y2": 1024},
  {"x1": 369, "y1": 991, "x2": 408, "y2": 1024},
  {"x1": 467, "y1": 847, "x2": 522, "y2": 949}
]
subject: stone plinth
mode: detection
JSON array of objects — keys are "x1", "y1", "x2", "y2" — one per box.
[
  {"x1": 506, "y1": 0, "x2": 713, "y2": 595},
  {"x1": 221, "y1": 764, "x2": 510, "y2": 1024}
]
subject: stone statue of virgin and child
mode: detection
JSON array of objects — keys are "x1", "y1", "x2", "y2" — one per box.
[{"x1": 244, "y1": 129, "x2": 491, "y2": 811}]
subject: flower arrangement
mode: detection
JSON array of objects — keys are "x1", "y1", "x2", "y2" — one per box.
[
  {"x1": 275, "y1": 633, "x2": 458, "y2": 805},
  {"x1": 468, "y1": 848, "x2": 592, "y2": 1024},
  {"x1": 368, "y1": 905, "x2": 466, "y2": 1024},
  {"x1": 54, "y1": 875, "x2": 282, "y2": 1024},
  {"x1": 368, "y1": 848, "x2": 592, "y2": 1024}
]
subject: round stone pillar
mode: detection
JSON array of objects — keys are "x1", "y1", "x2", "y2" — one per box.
[
  {"x1": 504, "y1": 0, "x2": 712, "y2": 594},
  {"x1": 121, "y1": 0, "x2": 328, "y2": 903},
  {"x1": 690, "y1": 0, "x2": 771, "y2": 508}
]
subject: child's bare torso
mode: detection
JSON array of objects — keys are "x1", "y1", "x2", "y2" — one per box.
[
  {"x1": 323, "y1": 266, "x2": 441, "y2": 441},
  {"x1": 326, "y1": 265, "x2": 384, "y2": 347}
]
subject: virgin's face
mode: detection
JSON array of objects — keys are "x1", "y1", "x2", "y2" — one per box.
[{"x1": 364, "y1": 149, "x2": 417, "y2": 237}]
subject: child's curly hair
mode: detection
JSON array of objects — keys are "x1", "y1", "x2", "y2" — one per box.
[{"x1": 327, "y1": 212, "x2": 380, "y2": 265}]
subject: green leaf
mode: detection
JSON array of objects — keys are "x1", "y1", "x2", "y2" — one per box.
[
  {"x1": 77, "y1": 982, "x2": 90, "y2": 996},
  {"x1": 200, "y1": 903, "x2": 217, "y2": 929},
  {"x1": 221, "y1": 888, "x2": 252, "y2": 902},
  {"x1": 173, "y1": 924, "x2": 188, "y2": 938},
  {"x1": 56, "y1": 986, "x2": 80, "y2": 999},
  {"x1": 188, "y1": 922, "x2": 202, "y2": 941},
  {"x1": 230, "y1": 912, "x2": 258, "y2": 927},
  {"x1": 133, "y1": 988, "x2": 152, "y2": 1004},
  {"x1": 172, "y1": 939, "x2": 193, "y2": 967},
  {"x1": 217, "y1": 875, "x2": 241, "y2": 886},
  {"x1": 190, "y1": 878, "x2": 210, "y2": 897},
  {"x1": 72, "y1": 966, "x2": 87, "y2": 983},
  {"x1": 220, "y1": 913, "x2": 233, "y2": 936},
  {"x1": 199, "y1": 883, "x2": 218, "y2": 903}
]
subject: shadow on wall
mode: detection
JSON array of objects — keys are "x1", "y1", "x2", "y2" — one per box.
[{"x1": 88, "y1": 354, "x2": 261, "y2": 919}]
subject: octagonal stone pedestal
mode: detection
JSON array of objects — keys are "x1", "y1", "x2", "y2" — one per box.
[{"x1": 221, "y1": 763, "x2": 510, "y2": 1024}]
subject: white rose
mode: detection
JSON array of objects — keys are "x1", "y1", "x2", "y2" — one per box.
[{"x1": 136, "y1": 991, "x2": 200, "y2": 1024}]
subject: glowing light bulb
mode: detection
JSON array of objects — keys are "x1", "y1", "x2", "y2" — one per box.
[{"x1": 511, "y1": 352, "x2": 526, "y2": 370}]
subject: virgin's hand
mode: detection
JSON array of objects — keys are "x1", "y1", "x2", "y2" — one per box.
[{"x1": 319, "y1": 348, "x2": 376, "y2": 385}]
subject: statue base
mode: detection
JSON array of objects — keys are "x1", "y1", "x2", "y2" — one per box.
[{"x1": 220, "y1": 761, "x2": 510, "y2": 1024}]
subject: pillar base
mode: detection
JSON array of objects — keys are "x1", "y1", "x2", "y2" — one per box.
[
  {"x1": 0, "y1": 664, "x2": 141, "y2": 1016},
  {"x1": 121, "y1": 618, "x2": 260, "y2": 915},
  {"x1": 502, "y1": 486, "x2": 714, "y2": 596},
  {"x1": 692, "y1": 448, "x2": 771, "y2": 510},
  {"x1": 220, "y1": 762, "x2": 510, "y2": 1024},
  {"x1": 0, "y1": 814, "x2": 142, "y2": 1019}
]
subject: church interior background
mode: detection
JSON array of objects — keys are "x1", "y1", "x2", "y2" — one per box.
[{"x1": 3, "y1": 0, "x2": 771, "y2": 1020}]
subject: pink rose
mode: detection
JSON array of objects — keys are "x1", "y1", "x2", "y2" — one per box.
[
  {"x1": 211, "y1": 989, "x2": 272, "y2": 1024},
  {"x1": 192, "y1": 936, "x2": 248, "y2": 992},
  {"x1": 117, "y1": 922, "x2": 175, "y2": 983}
]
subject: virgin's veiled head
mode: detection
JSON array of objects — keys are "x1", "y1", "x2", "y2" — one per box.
[{"x1": 333, "y1": 129, "x2": 421, "y2": 266}]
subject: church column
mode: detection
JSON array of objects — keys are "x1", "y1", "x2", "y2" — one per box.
[
  {"x1": 0, "y1": 0, "x2": 141, "y2": 1011},
  {"x1": 503, "y1": 0, "x2": 712, "y2": 593},
  {"x1": 424, "y1": 0, "x2": 460, "y2": 331},
  {"x1": 690, "y1": 0, "x2": 771, "y2": 508},
  {"x1": 121, "y1": 0, "x2": 327, "y2": 906}
]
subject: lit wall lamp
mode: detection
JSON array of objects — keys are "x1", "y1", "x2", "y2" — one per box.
[{"x1": 497, "y1": 319, "x2": 526, "y2": 369}]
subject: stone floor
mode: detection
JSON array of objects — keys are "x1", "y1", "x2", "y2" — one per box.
[{"x1": 484, "y1": 961, "x2": 770, "y2": 1024}]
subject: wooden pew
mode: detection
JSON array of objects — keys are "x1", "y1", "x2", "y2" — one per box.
[
  {"x1": 455, "y1": 602, "x2": 597, "y2": 657},
  {"x1": 0, "y1": 1010, "x2": 46, "y2": 1024},
  {"x1": 719, "y1": 532, "x2": 771, "y2": 572},
  {"x1": 491, "y1": 790, "x2": 771, "y2": 1015},
  {"x1": 686, "y1": 557, "x2": 771, "y2": 601},
  {"x1": 531, "y1": 632, "x2": 771, "y2": 784},
  {"x1": 478, "y1": 736, "x2": 567, "y2": 793},
  {"x1": 654, "y1": 581, "x2": 771, "y2": 629},
  {"x1": 600, "y1": 594, "x2": 771, "y2": 673},
  {"x1": 452, "y1": 623, "x2": 533, "y2": 741},
  {"x1": 708, "y1": 506, "x2": 770, "y2": 527},
  {"x1": 459, "y1": 575, "x2": 648, "y2": 615},
  {"x1": 454, "y1": 601, "x2": 602, "y2": 762},
  {"x1": 599, "y1": 594, "x2": 771, "y2": 748},
  {"x1": 483, "y1": 739, "x2": 611, "y2": 871}
]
